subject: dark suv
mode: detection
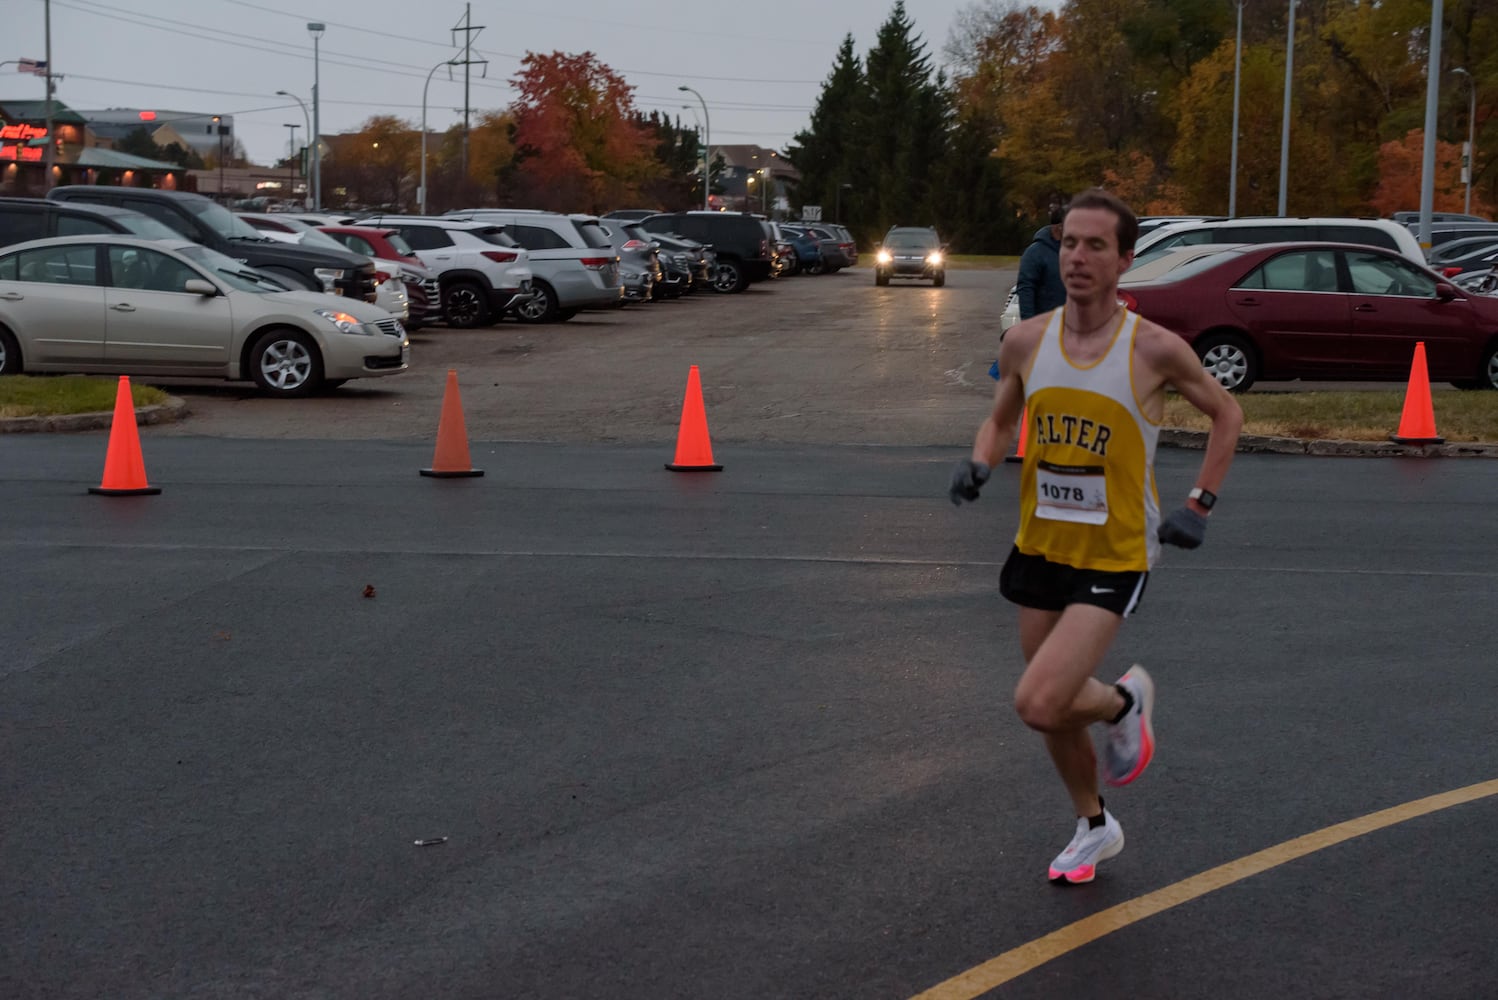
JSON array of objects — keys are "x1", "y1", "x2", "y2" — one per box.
[
  {"x1": 0, "y1": 197, "x2": 183, "y2": 248},
  {"x1": 875, "y1": 226, "x2": 945, "y2": 287},
  {"x1": 47, "y1": 187, "x2": 377, "y2": 302},
  {"x1": 638, "y1": 211, "x2": 773, "y2": 293}
]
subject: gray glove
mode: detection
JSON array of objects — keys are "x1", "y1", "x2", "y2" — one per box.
[
  {"x1": 1158, "y1": 507, "x2": 1209, "y2": 549},
  {"x1": 949, "y1": 459, "x2": 991, "y2": 505}
]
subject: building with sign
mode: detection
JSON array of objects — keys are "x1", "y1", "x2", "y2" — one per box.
[{"x1": 0, "y1": 99, "x2": 188, "y2": 194}]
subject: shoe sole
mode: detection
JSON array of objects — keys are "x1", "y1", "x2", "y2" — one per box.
[
  {"x1": 1048, "y1": 829, "x2": 1125, "y2": 884},
  {"x1": 1106, "y1": 665, "x2": 1155, "y2": 788}
]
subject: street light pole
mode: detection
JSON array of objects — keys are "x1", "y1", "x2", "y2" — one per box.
[
  {"x1": 284, "y1": 123, "x2": 299, "y2": 201},
  {"x1": 1277, "y1": 0, "x2": 1296, "y2": 216},
  {"x1": 678, "y1": 85, "x2": 710, "y2": 210},
  {"x1": 1416, "y1": 0, "x2": 1443, "y2": 248},
  {"x1": 276, "y1": 90, "x2": 311, "y2": 207},
  {"x1": 1454, "y1": 67, "x2": 1477, "y2": 216},
  {"x1": 212, "y1": 115, "x2": 224, "y2": 199},
  {"x1": 1229, "y1": 0, "x2": 1243, "y2": 217},
  {"x1": 308, "y1": 21, "x2": 325, "y2": 212},
  {"x1": 422, "y1": 59, "x2": 458, "y2": 215}
]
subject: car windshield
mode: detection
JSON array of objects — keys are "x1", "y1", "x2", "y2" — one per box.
[
  {"x1": 473, "y1": 226, "x2": 520, "y2": 248},
  {"x1": 384, "y1": 232, "x2": 416, "y2": 257},
  {"x1": 178, "y1": 245, "x2": 289, "y2": 292},
  {"x1": 298, "y1": 228, "x2": 353, "y2": 252},
  {"x1": 186, "y1": 198, "x2": 267, "y2": 241},
  {"x1": 888, "y1": 236, "x2": 938, "y2": 250},
  {"x1": 113, "y1": 214, "x2": 184, "y2": 241},
  {"x1": 1148, "y1": 249, "x2": 1250, "y2": 284}
]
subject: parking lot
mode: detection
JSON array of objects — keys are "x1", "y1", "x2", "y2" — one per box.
[{"x1": 5, "y1": 265, "x2": 1497, "y2": 999}]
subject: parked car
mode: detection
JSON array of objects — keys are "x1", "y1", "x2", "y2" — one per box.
[
  {"x1": 46, "y1": 187, "x2": 378, "y2": 303},
  {"x1": 1118, "y1": 241, "x2": 1498, "y2": 391},
  {"x1": 355, "y1": 215, "x2": 535, "y2": 328},
  {"x1": 0, "y1": 235, "x2": 408, "y2": 394},
  {"x1": 235, "y1": 212, "x2": 408, "y2": 323},
  {"x1": 777, "y1": 225, "x2": 826, "y2": 275},
  {"x1": 283, "y1": 212, "x2": 361, "y2": 228},
  {"x1": 595, "y1": 220, "x2": 660, "y2": 302},
  {"x1": 1136, "y1": 215, "x2": 1226, "y2": 237},
  {"x1": 443, "y1": 209, "x2": 622, "y2": 321},
  {"x1": 318, "y1": 226, "x2": 442, "y2": 329},
  {"x1": 1133, "y1": 216, "x2": 1427, "y2": 268},
  {"x1": 1392, "y1": 210, "x2": 1490, "y2": 227},
  {"x1": 638, "y1": 211, "x2": 774, "y2": 293},
  {"x1": 874, "y1": 226, "x2": 945, "y2": 287},
  {"x1": 1417, "y1": 222, "x2": 1498, "y2": 250},
  {"x1": 601, "y1": 209, "x2": 660, "y2": 222},
  {"x1": 647, "y1": 232, "x2": 714, "y2": 292},
  {"x1": 0, "y1": 197, "x2": 183, "y2": 249}
]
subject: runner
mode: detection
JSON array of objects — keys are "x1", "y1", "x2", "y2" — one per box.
[{"x1": 950, "y1": 187, "x2": 1243, "y2": 883}]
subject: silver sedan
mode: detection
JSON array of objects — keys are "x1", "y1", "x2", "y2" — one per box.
[{"x1": 0, "y1": 235, "x2": 409, "y2": 396}]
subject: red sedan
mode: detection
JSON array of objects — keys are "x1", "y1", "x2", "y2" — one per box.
[
  {"x1": 1119, "y1": 242, "x2": 1498, "y2": 391},
  {"x1": 320, "y1": 226, "x2": 441, "y2": 329}
]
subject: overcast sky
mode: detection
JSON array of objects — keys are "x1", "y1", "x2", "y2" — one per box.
[{"x1": 6, "y1": 0, "x2": 1046, "y2": 166}]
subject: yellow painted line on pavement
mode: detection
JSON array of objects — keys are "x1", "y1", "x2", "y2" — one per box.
[{"x1": 912, "y1": 778, "x2": 1498, "y2": 1000}]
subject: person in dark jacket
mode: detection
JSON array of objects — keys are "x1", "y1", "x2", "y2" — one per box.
[{"x1": 1016, "y1": 203, "x2": 1067, "y2": 319}]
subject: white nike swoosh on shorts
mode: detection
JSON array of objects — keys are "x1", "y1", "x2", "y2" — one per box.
[{"x1": 1090, "y1": 585, "x2": 1115, "y2": 594}]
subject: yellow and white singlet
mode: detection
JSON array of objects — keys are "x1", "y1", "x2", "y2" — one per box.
[{"x1": 1015, "y1": 307, "x2": 1162, "y2": 573}]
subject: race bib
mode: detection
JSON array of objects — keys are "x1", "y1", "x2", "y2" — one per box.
[{"x1": 1035, "y1": 460, "x2": 1108, "y2": 524}]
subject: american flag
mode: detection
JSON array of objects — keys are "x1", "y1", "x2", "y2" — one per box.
[{"x1": 17, "y1": 58, "x2": 49, "y2": 76}]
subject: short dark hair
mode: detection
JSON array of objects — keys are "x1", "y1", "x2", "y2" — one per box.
[
  {"x1": 1048, "y1": 202, "x2": 1067, "y2": 226},
  {"x1": 1064, "y1": 188, "x2": 1139, "y2": 254}
]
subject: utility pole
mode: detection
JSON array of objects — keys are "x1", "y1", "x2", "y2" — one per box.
[
  {"x1": 44, "y1": 0, "x2": 54, "y2": 190},
  {"x1": 452, "y1": 4, "x2": 486, "y2": 182}
]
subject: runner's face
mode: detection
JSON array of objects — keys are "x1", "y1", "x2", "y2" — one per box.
[{"x1": 1060, "y1": 207, "x2": 1133, "y2": 305}]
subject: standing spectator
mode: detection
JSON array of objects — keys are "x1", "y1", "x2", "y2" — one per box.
[{"x1": 1016, "y1": 202, "x2": 1067, "y2": 320}]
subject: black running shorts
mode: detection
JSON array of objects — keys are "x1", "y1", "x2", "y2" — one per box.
[{"x1": 999, "y1": 546, "x2": 1148, "y2": 617}]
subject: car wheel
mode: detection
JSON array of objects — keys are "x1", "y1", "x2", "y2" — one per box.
[
  {"x1": 249, "y1": 328, "x2": 323, "y2": 397},
  {"x1": 933, "y1": 271, "x2": 946, "y2": 288},
  {"x1": 0, "y1": 327, "x2": 22, "y2": 376},
  {"x1": 1474, "y1": 340, "x2": 1498, "y2": 390},
  {"x1": 1195, "y1": 331, "x2": 1258, "y2": 392},
  {"x1": 515, "y1": 281, "x2": 559, "y2": 323},
  {"x1": 712, "y1": 260, "x2": 744, "y2": 293},
  {"x1": 875, "y1": 271, "x2": 889, "y2": 287},
  {"x1": 442, "y1": 280, "x2": 492, "y2": 328}
]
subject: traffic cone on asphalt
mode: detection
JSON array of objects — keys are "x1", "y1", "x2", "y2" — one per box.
[
  {"x1": 420, "y1": 369, "x2": 484, "y2": 477},
  {"x1": 1390, "y1": 342, "x2": 1444, "y2": 445},
  {"x1": 89, "y1": 376, "x2": 161, "y2": 496},
  {"x1": 1005, "y1": 406, "x2": 1029, "y2": 464},
  {"x1": 665, "y1": 365, "x2": 722, "y2": 472}
]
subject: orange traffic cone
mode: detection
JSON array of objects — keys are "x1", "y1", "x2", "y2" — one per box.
[
  {"x1": 89, "y1": 376, "x2": 161, "y2": 496},
  {"x1": 420, "y1": 369, "x2": 484, "y2": 477},
  {"x1": 665, "y1": 365, "x2": 722, "y2": 472},
  {"x1": 1004, "y1": 405, "x2": 1029, "y2": 464},
  {"x1": 1390, "y1": 342, "x2": 1444, "y2": 445}
]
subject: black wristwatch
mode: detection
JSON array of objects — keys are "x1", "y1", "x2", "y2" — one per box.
[{"x1": 1188, "y1": 487, "x2": 1217, "y2": 511}]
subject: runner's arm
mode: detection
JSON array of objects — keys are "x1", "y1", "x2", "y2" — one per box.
[
  {"x1": 1153, "y1": 329, "x2": 1242, "y2": 513},
  {"x1": 970, "y1": 324, "x2": 1033, "y2": 467}
]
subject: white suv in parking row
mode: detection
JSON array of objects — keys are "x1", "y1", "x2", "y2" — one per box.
[
  {"x1": 444, "y1": 209, "x2": 622, "y2": 322},
  {"x1": 359, "y1": 215, "x2": 535, "y2": 328}
]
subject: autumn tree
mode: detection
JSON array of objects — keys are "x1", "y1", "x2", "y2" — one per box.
[
  {"x1": 504, "y1": 51, "x2": 660, "y2": 213},
  {"x1": 1369, "y1": 130, "x2": 1490, "y2": 217},
  {"x1": 784, "y1": 35, "x2": 868, "y2": 223}
]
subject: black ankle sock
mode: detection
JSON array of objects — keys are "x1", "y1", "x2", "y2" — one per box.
[
  {"x1": 1086, "y1": 798, "x2": 1107, "y2": 828},
  {"x1": 1108, "y1": 683, "x2": 1134, "y2": 725}
]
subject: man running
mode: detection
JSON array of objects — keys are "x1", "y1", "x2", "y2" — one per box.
[{"x1": 949, "y1": 188, "x2": 1242, "y2": 884}]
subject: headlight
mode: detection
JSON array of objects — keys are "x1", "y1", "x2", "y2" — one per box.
[
  {"x1": 876, "y1": 250, "x2": 892, "y2": 264},
  {"x1": 315, "y1": 308, "x2": 368, "y2": 335},
  {"x1": 313, "y1": 267, "x2": 345, "y2": 292},
  {"x1": 927, "y1": 251, "x2": 943, "y2": 265}
]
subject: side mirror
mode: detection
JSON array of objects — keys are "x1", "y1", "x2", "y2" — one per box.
[
  {"x1": 1435, "y1": 281, "x2": 1458, "y2": 301},
  {"x1": 184, "y1": 278, "x2": 218, "y2": 296}
]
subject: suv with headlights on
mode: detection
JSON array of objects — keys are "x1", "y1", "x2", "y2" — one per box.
[
  {"x1": 875, "y1": 226, "x2": 946, "y2": 287},
  {"x1": 444, "y1": 209, "x2": 622, "y2": 322},
  {"x1": 358, "y1": 215, "x2": 536, "y2": 328},
  {"x1": 46, "y1": 187, "x2": 378, "y2": 303}
]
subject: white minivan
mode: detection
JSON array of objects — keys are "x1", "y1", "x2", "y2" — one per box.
[{"x1": 1132, "y1": 216, "x2": 1426, "y2": 267}]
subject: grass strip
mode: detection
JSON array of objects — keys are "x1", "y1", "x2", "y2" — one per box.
[
  {"x1": 0, "y1": 376, "x2": 170, "y2": 418},
  {"x1": 1165, "y1": 390, "x2": 1498, "y2": 442}
]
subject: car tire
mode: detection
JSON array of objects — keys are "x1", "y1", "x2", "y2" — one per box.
[
  {"x1": 516, "y1": 281, "x2": 560, "y2": 323},
  {"x1": 1472, "y1": 340, "x2": 1498, "y2": 390},
  {"x1": 442, "y1": 280, "x2": 492, "y2": 329},
  {"x1": 933, "y1": 271, "x2": 946, "y2": 288},
  {"x1": 807, "y1": 259, "x2": 825, "y2": 276},
  {"x1": 1195, "y1": 331, "x2": 1258, "y2": 392},
  {"x1": 0, "y1": 327, "x2": 22, "y2": 376},
  {"x1": 875, "y1": 271, "x2": 889, "y2": 287},
  {"x1": 712, "y1": 260, "x2": 745, "y2": 294},
  {"x1": 556, "y1": 309, "x2": 579, "y2": 322},
  {"x1": 248, "y1": 328, "x2": 323, "y2": 397}
]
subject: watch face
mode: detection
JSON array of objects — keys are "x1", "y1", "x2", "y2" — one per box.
[{"x1": 1192, "y1": 488, "x2": 1217, "y2": 509}]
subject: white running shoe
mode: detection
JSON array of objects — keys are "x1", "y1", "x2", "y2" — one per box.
[
  {"x1": 1104, "y1": 665, "x2": 1155, "y2": 787},
  {"x1": 1048, "y1": 810, "x2": 1125, "y2": 884}
]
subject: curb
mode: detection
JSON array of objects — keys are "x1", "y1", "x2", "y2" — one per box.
[
  {"x1": 1161, "y1": 427, "x2": 1498, "y2": 458},
  {"x1": 0, "y1": 395, "x2": 189, "y2": 434}
]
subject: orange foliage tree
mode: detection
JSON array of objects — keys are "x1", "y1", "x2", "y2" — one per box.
[
  {"x1": 505, "y1": 52, "x2": 661, "y2": 213},
  {"x1": 1369, "y1": 130, "x2": 1491, "y2": 217}
]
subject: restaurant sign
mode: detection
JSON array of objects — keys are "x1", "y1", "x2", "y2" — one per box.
[{"x1": 1, "y1": 123, "x2": 49, "y2": 162}]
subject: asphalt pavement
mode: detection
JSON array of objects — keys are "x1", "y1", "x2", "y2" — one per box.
[{"x1": 4, "y1": 432, "x2": 1496, "y2": 999}]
